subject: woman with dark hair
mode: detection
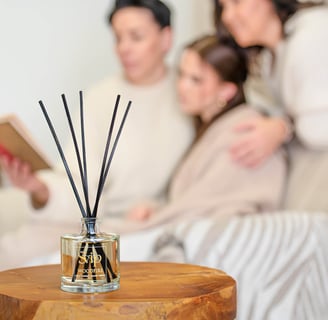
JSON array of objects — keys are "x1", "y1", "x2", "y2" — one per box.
[
  {"x1": 214, "y1": 0, "x2": 328, "y2": 211},
  {"x1": 124, "y1": 34, "x2": 285, "y2": 225}
]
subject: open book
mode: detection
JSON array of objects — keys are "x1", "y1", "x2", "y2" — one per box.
[{"x1": 0, "y1": 113, "x2": 52, "y2": 171}]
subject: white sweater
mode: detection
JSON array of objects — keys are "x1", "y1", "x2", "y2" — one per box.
[
  {"x1": 258, "y1": 6, "x2": 328, "y2": 148},
  {"x1": 33, "y1": 70, "x2": 194, "y2": 221}
]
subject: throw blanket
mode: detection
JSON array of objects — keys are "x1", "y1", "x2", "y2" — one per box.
[{"x1": 151, "y1": 212, "x2": 328, "y2": 320}]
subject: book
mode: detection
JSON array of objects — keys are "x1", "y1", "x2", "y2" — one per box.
[{"x1": 0, "y1": 113, "x2": 52, "y2": 171}]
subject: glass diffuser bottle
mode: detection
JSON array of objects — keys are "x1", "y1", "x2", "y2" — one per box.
[{"x1": 61, "y1": 217, "x2": 120, "y2": 293}]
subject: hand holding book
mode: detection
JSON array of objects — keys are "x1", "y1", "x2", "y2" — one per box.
[
  {"x1": 0, "y1": 114, "x2": 51, "y2": 207},
  {"x1": 0, "y1": 153, "x2": 50, "y2": 208}
]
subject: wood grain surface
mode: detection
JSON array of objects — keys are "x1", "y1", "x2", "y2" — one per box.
[{"x1": 0, "y1": 262, "x2": 236, "y2": 319}]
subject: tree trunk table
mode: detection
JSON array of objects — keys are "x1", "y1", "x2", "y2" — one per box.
[{"x1": 0, "y1": 262, "x2": 236, "y2": 319}]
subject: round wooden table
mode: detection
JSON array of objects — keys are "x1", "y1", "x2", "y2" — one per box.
[{"x1": 0, "y1": 262, "x2": 236, "y2": 319}]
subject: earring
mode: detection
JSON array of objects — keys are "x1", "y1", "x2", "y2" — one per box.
[{"x1": 217, "y1": 98, "x2": 227, "y2": 110}]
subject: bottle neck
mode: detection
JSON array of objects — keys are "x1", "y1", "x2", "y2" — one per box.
[{"x1": 81, "y1": 217, "x2": 99, "y2": 236}]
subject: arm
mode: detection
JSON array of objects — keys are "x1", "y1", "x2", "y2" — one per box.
[
  {"x1": 0, "y1": 156, "x2": 49, "y2": 209},
  {"x1": 229, "y1": 115, "x2": 291, "y2": 168}
]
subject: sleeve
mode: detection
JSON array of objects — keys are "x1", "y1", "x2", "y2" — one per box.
[
  {"x1": 287, "y1": 20, "x2": 328, "y2": 148},
  {"x1": 244, "y1": 51, "x2": 285, "y2": 117}
]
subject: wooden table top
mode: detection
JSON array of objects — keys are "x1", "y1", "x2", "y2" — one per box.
[{"x1": 0, "y1": 262, "x2": 236, "y2": 320}]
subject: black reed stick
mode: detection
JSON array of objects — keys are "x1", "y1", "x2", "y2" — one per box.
[
  {"x1": 95, "y1": 245, "x2": 117, "y2": 280},
  {"x1": 79, "y1": 91, "x2": 91, "y2": 217},
  {"x1": 102, "y1": 101, "x2": 132, "y2": 186},
  {"x1": 92, "y1": 94, "x2": 120, "y2": 217},
  {"x1": 62, "y1": 94, "x2": 91, "y2": 217},
  {"x1": 39, "y1": 100, "x2": 87, "y2": 218},
  {"x1": 92, "y1": 100, "x2": 132, "y2": 217}
]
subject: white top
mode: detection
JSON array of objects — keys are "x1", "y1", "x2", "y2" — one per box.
[
  {"x1": 257, "y1": 5, "x2": 328, "y2": 148},
  {"x1": 34, "y1": 69, "x2": 195, "y2": 221}
]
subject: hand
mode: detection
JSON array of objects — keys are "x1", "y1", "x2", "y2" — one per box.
[
  {"x1": 0, "y1": 156, "x2": 49, "y2": 208},
  {"x1": 229, "y1": 116, "x2": 288, "y2": 168},
  {"x1": 127, "y1": 204, "x2": 154, "y2": 221}
]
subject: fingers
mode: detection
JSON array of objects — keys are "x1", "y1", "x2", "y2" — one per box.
[
  {"x1": 0, "y1": 155, "x2": 10, "y2": 169},
  {"x1": 127, "y1": 205, "x2": 153, "y2": 221},
  {"x1": 0, "y1": 156, "x2": 33, "y2": 188},
  {"x1": 7, "y1": 157, "x2": 26, "y2": 180},
  {"x1": 230, "y1": 116, "x2": 282, "y2": 168},
  {"x1": 233, "y1": 117, "x2": 259, "y2": 132},
  {"x1": 230, "y1": 135, "x2": 267, "y2": 168},
  {"x1": 229, "y1": 137, "x2": 252, "y2": 157},
  {"x1": 230, "y1": 142, "x2": 261, "y2": 167},
  {"x1": 232, "y1": 148, "x2": 265, "y2": 168}
]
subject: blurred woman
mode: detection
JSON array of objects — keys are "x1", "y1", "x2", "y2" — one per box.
[{"x1": 214, "y1": 0, "x2": 328, "y2": 210}]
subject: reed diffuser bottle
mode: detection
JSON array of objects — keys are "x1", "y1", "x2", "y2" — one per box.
[
  {"x1": 61, "y1": 217, "x2": 120, "y2": 293},
  {"x1": 39, "y1": 92, "x2": 131, "y2": 293}
]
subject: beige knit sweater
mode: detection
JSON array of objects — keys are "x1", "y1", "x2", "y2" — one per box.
[{"x1": 107, "y1": 105, "x2": 287, "y2": 235}]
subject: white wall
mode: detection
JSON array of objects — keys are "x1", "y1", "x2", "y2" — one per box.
[{"x1": 0, "y1": 0, "x2": 214, "y2": 161}]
